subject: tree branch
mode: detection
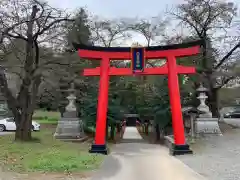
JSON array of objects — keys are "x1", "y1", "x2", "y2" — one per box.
[
  {"x1": 218, "y1": 76, "x2": 236, "y2": 89},
  {"x1": 0, "y1": 16, "x2": 42, "y2": 44},
  {"x1": 0, "y1": 66, "x2": 19, "y2": 117},
  {"x1": 214, "y1": 42, "x2": 240, "y2": 70},
  {"x1": 33, "y1": 40, "x2": 39, "y2": 67},
  {"x1": 7, "y1": 32, "x2": 28, "y2": 41},
  {"x1": 34, "y1": 18, "x2": 74, "y2": 38},
  {"x1": 169, "y1": 12, "x2": 202, "y2": 38}
]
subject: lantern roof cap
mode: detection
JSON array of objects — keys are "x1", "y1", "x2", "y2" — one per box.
[{"x1": 196, "y1": 84, "x2": 208, "y2": 92}]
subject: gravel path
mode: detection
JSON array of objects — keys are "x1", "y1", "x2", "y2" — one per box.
[{"x1": 178, "y1": 125, "x2": 240, "y2": 180}]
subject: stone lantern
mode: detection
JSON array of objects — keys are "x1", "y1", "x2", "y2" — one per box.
[
  {"x1": 65, "y1": 94, "x2": 77, "y2": 112},
  {"x1": 54, "y1": 83, "x2": 85, "y2": 140},
  {"x1": 195, "y1": 84, "x2": 222, "y2": 136},
  {"x1": 196, "y1": 84, "x2": 212, "y2": 117}
]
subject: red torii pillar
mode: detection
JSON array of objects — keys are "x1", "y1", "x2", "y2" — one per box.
[{"x1": 73, "y1": 40, "x2": 202, "y2": 156}]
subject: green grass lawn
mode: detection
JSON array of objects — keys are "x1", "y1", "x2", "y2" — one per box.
[
  {"x1": 33, "y1": 110, "x2": 118, "y2": 135},
  {"x1": 33, "y1": 110, "x2": 61, "y2": 119},
  {"x1": 33, "y1": 110, "x2": 60, "y2": 125},
  {"x1": 36, "y1": 118, "x2": 58, "y2": 125},
  {"x1": 0, "y1": 129, "x2": 104, "y2": 173}
]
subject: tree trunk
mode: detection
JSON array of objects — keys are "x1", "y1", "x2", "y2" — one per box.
[
  {"x1": 155, "y1": 124, "x2": 160, "y2": 141},
  {"x1": 14, "y1": 5, "x2": 39, "y2": 141},
  {"x1": 145, "y1": 123, "x2": 149, "y2": 135},
  {"x1": 201, "y1": 36, "x2": 220, "y2": 117},
  {"x1": 15, "y1": 111, "x2": 32, "y2": 141},
  {"x1": 208, "y1": 87, "x2": 219, "y2": 117},
  {"x1": 191, "y1": 82, "x2": 201, "y2": 108},
  {"x1": 159, "y1": 128, "x2": 165, "y2": 144},
  {"x1": 110, "y1": 123, "x2": 115, "y2": 140},
  {"x1": 59, "y1": 106, "x2": 65, "y2": 117},
  {"x1": 116, "y1": 123, "x2": 121, "y2": 133}
]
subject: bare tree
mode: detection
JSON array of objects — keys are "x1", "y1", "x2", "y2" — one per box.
[
  {"x1": 169, "y1": 0, "x2": 239, "y2": 116},
  {"x1": 0, "y1": 0, "x2": 75, "y2": 141},
  {"x1": 125, "y1": 17, "x2": 169, "y2": 47},
  {"x1": 89, "y1": 17, "x2": 132, "y2": 47}
]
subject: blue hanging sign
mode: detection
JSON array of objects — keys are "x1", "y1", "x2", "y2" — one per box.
[{"x1": 131, "y1": 47, "x2": 145, "y2": 73}]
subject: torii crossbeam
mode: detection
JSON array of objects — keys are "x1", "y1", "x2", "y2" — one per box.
[
  {"x1": 73, "y1": 40, "x2": 203, "y2": 156},
  {"x1": 83, "y1": 66, "x2": 195, "y2": 76}
]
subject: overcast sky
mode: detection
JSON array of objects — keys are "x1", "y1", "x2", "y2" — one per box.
[
  {"x1": 46, "y1": 0, "x2": 184, "y2": 45},
  {"x1": 47, "y1": 0, "x2": 183, "y2": 18},
  {"x1": 46, "y1": 0, "x2": 239, "y2": 46}
]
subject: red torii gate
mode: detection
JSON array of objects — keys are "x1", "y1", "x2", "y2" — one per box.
[{"x1": 73, "y1": 40, "x2": 203, "y2": 156}]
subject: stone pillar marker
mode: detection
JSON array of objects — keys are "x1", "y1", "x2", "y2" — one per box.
[{"x1": 54, "y1": 83, "x2": 85, "y2": 140}]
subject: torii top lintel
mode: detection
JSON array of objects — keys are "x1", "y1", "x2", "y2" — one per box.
[{"x1": 73, "y1": 40, "x2": 203, "y2": 60}]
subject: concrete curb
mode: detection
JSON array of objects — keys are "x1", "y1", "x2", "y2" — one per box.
[{"x1": 164, "y1": 135, "x2": 174, "y2": 148}]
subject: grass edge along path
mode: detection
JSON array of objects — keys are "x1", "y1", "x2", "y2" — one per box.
[{"x1": 0, "y1": 129, "x2": 104, "y2": 173}]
